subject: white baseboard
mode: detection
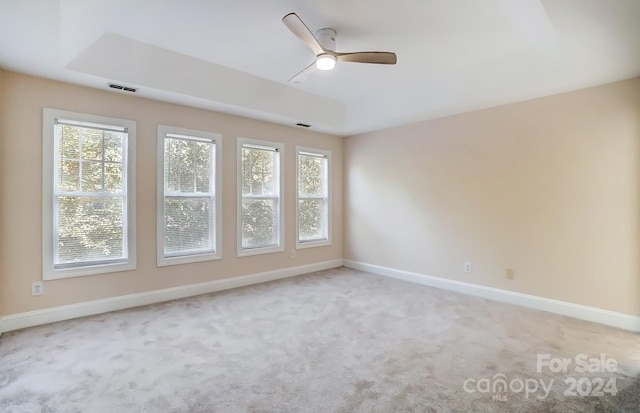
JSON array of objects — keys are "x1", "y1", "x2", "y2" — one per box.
[
  {"x1": 0, "y1": 259, "x2": 343, "y2": 334},
  {"x1": 4, "y1": 259, "x2": 637, "y2": 335},
  {"x1": 344, "y1": 260, "x2": 640, "y2": 333}
]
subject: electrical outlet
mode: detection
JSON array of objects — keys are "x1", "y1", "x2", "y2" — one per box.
[
  {"x1": 464, "y1": 262, "x2": 472, "y2": 273},
  {"x1": 506, "y1": 269, "x2": 515, "y2": 280},
  {"x1": 32, "y1": 281, "x2": 44, "y2": 296},
  {"x1": 291, "y1": 249, "x2": 296, "y2": 258}
]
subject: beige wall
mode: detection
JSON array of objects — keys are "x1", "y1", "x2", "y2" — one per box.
[
  {"x1": 0, "y1": 71, "x2": 343, "y2": 316},
  {"x1": 345, "y1": 78, "x2": 640, "y2": 315},
  {"x1": 2, "y1": 70, "x2": 638, "y2": 319}
]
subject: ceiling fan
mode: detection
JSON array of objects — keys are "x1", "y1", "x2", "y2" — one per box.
[{"x1": 282, "y1": 12, "x2": 397, "y2": 83}]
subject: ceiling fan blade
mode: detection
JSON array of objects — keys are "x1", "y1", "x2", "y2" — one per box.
[
  {"x1": 336, "y1": 52, "x2": 397, "y2": 65},
  {"x1": 282, "y1": 13, "x2": 325, "y2": 56},
  {"x1": 288, "y1": 61, "x2": 317, "y2": 84}
]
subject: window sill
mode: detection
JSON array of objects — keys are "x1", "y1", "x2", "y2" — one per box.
[
  {"x1": 43, "y1": 260, "x2": 136, "y2": 280},
  {"x1": 296, "y1": 239, "x2": 332, "y2": 249},
  {"x1": 237, "y1": 245, "x2": 284, "y2": 257},
  {"x1": 157, "y1": 252, "x2": 221, "y2": 267}
]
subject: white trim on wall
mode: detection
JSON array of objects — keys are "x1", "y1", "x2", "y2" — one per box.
[
  {"x1": 343, "y1": 260, "x2": 640, "y2": 333},
  {"x1": 0, "y1": 260, "x2": 343, "y2": 334},
  {"x1": 3, "y1": 260, "x2": 638, "y2": 335}
]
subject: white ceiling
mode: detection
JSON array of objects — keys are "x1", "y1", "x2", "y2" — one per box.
[{"x1": 1, "y1": 0, "x2": 639, "y2": 136}]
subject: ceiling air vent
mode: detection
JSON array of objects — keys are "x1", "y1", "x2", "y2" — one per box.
[
  {"x1": 296, "y1": 123, "x2": 311, "y2": 128},
  {"x1": 108, "y1": 83, "x2": 137, "y2": 93}
]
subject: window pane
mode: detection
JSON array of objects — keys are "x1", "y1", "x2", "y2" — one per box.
[
  {"x1": 165, "y1": 138, "x2": 195, "y2": 192},
  {"x1": 56, "y1": 196, "x2": 124, "y2": 265},
  {"x1": 58, "y1": 125, "x2": 80, "y2": 159},
  {"x1": 104, "y1": 132, "x2": 123, "y2": 162},
  {"x1": 104, "y1": 163, "x2": 123, "y2": 192},
  {"x1": 80, "y1": 128, "x2": 103, "y2": 161},
  {"x1": 298, "y1": 154, "x2": 324, "y2": 196},
  {"x1": 242, "y1": 148, "x2": 275, "y2": 196},
  {"x1": 194, "y1": 142, "x2": 211, "y2": 193},
  {"x1": 164, "y1": 138, "x2": 181, "y2": 192},
  {"x1": 242, "y1": 199, "x2": 275, "y2": 248},
  {"x1": 81, "y1": 160, "x2": 103, "y2": 192},
  {"x1": 178, "y1": 141, "x2": 196, "y2": 193},
  {"x1": 299, "y1": 199, "x2": 324, "y2": 241},
  {"x1": 164, "y1": 138, "x2": 212, "y2": 193},
  {"x1": 59, "y1": 160, "x2": 80, "y2": 191},
  {"x1": 164, "y1": 198, "x2": 213, "y2": 255}
]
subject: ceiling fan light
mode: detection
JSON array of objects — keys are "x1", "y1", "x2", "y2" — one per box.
[{"x1": 316, "y1": 54, "x2": 336, "y2": 71}]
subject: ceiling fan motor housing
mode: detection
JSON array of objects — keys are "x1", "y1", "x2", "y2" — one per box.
[{"x1": 315, "y1": 28, "x2": 336, "y2": 51}]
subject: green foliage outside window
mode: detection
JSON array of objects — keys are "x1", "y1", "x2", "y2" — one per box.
[
  {"x1": 298, "y1": 153, "x2": 327, "y2": 241},
  {"x1": 163, "y1": 138, "x2": 214, "y2": 255},
  {"x1": 55, "y1": 124, "x2": 126, "y2": 265},
  {"x1": 241, "y1": 147, "x2": 277, "y2": 248}
]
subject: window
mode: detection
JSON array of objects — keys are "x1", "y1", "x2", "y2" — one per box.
[
  {"x1": 238, "y1": 138, "x2": 284, "y2": 256},
  {"x1": 296, "y1": 147, "x2": 331, "y2": 247},
  {"x1": 157, "y1": 126, "x2": 221, "y2": 266},
  {"x1": 42, "y1": 108, "x2": 136, "y2": 280}
]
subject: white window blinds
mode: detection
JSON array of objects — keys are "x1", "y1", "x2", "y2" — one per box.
[
  {"x1": 53, "y1": 118, "x2": 129, "y2": 269},
  {"x1": 240, "y1": 141, "x2": 282, "y2": 251},
  {"x1": 296, "y1": 148, "x2": 330, "y2": 244},
  {"x1": 162, "y1": 132, "x2": 217, "y2": 258}
]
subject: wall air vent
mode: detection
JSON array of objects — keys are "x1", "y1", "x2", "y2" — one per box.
[
  {"x1": 108, "y1": 83, "x2": 137, "y2": 93},
  {"x1": 296, "y1": 123, "x2": 311, "y2": 128}
]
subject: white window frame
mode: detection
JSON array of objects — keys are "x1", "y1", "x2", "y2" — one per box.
[
  {"x1": 237, "y1": 137, "x2": 284, "y2": 257},
  {"x1": 42, "y1": 108, "x2": 137, "y2": 280},
  {"x1": 157, "y1": 125, "x2": 222, "y2": 266},
  {"x1": 296, "y1": 146, "x2": 331, "y2": 249}
]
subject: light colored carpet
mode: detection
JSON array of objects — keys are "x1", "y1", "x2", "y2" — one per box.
[{"x1": 1, "y1": 267, "x2": 639, "y2": 412}]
